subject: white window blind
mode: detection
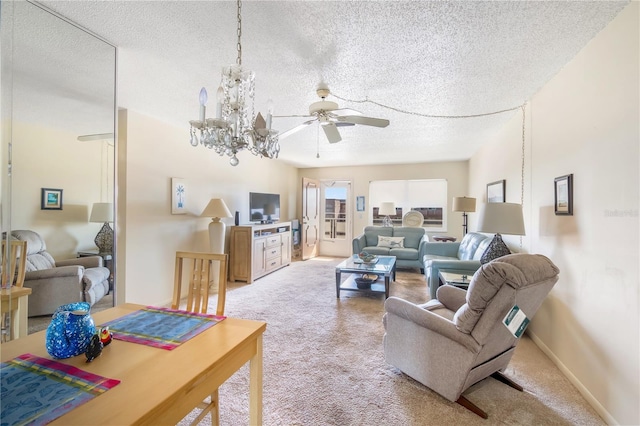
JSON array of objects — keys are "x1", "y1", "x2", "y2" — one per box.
[{"x1": 369, "y1": 179, "x2": 447, "y2": 231}]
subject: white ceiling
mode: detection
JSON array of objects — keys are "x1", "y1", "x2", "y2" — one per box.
[{"x1": 36, "y1": 0, "x2": 629, "y2": 168}]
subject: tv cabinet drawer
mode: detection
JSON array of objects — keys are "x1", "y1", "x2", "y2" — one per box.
[
  {"x1": 265, "y1": 245, "x2": 281, "y2": 260},
  {"x1": 265, "y1": 257, "x2": 281, "y2": 271},
  {"x1": 265, "y1": 235, "x2": 281, "y2": 247}
]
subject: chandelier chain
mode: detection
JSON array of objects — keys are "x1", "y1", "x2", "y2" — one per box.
[
  {"x1": 331, "y1": 93, "x2": 524, "y2": 119},
  {"x1": 236, "y1": 0, "x2": 242, "y2": 66}
]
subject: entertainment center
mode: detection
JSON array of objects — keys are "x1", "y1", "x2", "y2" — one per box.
[{"x1": 229, "y1": 221, "x2": 292, "y2": 283}]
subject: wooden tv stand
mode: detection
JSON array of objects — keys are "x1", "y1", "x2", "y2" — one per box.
[{"x1": 229, "y1": 221, "x2": 292, "y2": 283}]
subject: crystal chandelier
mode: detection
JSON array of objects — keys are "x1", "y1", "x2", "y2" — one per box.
[{"x1": 188, "y1": 0, "x2": 279, "y2": 166}]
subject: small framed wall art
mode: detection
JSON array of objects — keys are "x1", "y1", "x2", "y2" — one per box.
[
  {"x1": 486, "y1": 180, "x2": 506, "y2": 203},
  {"x1": 554, "y1": 174, "x2": 573, "y2": 215},
  {"x1": 171, "y1": 178, "x2": 187, "y2": 214},
  {"x1": 41, "y1": 188, "x2": 63, "y2": 210},
  {"x1": 356, "y1": 196, "x2": 365, "y2": 212}
]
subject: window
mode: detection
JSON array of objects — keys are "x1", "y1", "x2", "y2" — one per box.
[{"x1": 369, "y1": 179, "x2": 447, "y2": 231}]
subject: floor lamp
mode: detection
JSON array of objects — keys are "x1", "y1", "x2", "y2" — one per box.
[
  {"x1": 452, "y1": 197, "x2": 476, "y2": 235},
  {"x1": 201, "y1": 198, "x2": 232, "y2": 254}
]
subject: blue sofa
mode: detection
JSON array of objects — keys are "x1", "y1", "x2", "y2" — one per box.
[
  {"x1": 422, "y1": 232, "x2": 491, "y2": 299},
  {"x1": 352, "y1": 226, "x2": 428, "y2": 272}
]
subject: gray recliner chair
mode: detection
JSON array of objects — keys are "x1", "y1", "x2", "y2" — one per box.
[
  {"x1": 11, "y1": 230, "x2": 111, "y2": 317},
  {"x1": 383, "y1": 253, "x2": 559, "y2": 418}
]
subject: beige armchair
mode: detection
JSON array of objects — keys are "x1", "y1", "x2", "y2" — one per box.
[
  {"x1": 11, "y1": 230, "x2": 110, "y2": 317},
  {"x1": 383, "y1": 253, "x2": 559, "y2": 418}
]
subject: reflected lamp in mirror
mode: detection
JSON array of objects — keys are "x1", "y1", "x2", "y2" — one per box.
[
  {"x1": 201, "y1": 198, "x2": 232, "y2": 254},
  {"x1": 90, "y1": 202, "x2": 114, "y2": 254},
  {"x1": 477, "y1": 202, "x2": 525, "y2": 264},
  {"x1": 452, "y1": 196, "x2": 476, "y2": 235},
  {"x1": 379, "y1": 202, "x2": 396, "y2": 227}
]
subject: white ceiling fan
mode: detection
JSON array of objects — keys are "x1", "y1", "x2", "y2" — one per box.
[{"x1": 276, "y1": 84, "x2": 390, "y2": 144}]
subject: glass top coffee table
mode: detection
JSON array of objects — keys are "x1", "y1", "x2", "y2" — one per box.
[{"x1": 335, "y1": 255, "x2": 397, "y2": 299}]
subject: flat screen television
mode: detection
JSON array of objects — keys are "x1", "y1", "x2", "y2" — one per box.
[{"x1": 249, "y1": 192, "x2": 280, "y2": 223}]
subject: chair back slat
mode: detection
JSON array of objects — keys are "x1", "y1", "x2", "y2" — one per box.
[
  {"x1": 2, "y1": 240, "x2": 27, "y2": 288},
  {"x1": 172, "y1": 251, "x2": 228, "y2": 316}
]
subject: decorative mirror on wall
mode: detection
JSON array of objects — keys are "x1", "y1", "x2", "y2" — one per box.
[{"x1": 1, "y1": 1, "x2": 118, "y2": 324}]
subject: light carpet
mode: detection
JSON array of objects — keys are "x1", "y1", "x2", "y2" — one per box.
[{"x1": 176, "y1": 257, "x2": 604, "y2": 426}]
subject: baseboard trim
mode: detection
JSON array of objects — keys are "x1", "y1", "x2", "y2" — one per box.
[{"x1": 527, "y1": 330, "x2": 617, "y2": 425}]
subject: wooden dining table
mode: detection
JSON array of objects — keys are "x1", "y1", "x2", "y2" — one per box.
[{"x1": 0, "y1": 303, "x2": 267, "y2": 425}]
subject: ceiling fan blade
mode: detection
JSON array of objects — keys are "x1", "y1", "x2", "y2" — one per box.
[
  {"x1": 322, "y1": 122, "x2": 342, "y2": 143},
  {"x1": 278, "y1": 120, "x2": 315, "y2": 140},
  {"x1": 338, "y1": 115, "x2": 390, "y2": 128},
  {"x1": 331, "y1": 108, "x2": 362, "y2": 117}
]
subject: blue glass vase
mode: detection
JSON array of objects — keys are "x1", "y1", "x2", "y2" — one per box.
[{"x1": 45, "y1": 302, "x2": 96, "y2": 359}]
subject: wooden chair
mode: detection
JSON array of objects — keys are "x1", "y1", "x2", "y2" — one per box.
[
  {"x1": 172, "y1": 251, "x2": 228, "y2": 425},
  {"x1": 1, "y1": 240, "x2": 28, "y2": 342}
]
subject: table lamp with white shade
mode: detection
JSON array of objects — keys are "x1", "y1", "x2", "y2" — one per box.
[
  {"x1": 378, "y1": 202, "x2": 396, "y2": 227},
  {"x1": 90, "y1": 202, "x2": 114, "y2": 253},
  {"x1": 477, "y1": 202, "x2": 525, "y2": 264},
  {"x1": 201, "y1": 198, "x2": 232, "y2": 253}
]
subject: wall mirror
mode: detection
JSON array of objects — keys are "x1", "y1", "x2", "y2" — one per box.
[{"x1": 1, "y1": 1, "x2": 117, "y2": 314}]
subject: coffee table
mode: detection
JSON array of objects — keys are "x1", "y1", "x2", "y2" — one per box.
[{"x1": 335, "y1": 255, "x2": 396, "y2": 298}]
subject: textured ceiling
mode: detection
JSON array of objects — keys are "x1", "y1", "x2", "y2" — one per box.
[{"x1": 33, "y1": 0, "x2": 629, "y2": 168}]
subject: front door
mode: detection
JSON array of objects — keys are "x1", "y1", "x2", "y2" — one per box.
[
  {"x1": 320, "y1": 180, "x2": 352, "y2": 257},
  {"x1": 301, "y1": 177, "x2": 320, "y2": 260}
]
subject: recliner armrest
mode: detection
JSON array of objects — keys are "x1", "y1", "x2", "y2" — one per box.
[
  {"x1": 436, "y1": 285, "x2": 467, "y2": 312},
  {"x1": 57, "y1": 256, "x2": 103, "y2": 268},
  {"x1": 384, "y1": 297, "x2": 479, "y2": 351},
  {"x1": 25, "y1": 265, "x2": 84, "y2": 280}
]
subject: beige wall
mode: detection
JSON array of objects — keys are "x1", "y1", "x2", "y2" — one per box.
[
  {"x1": 299, "y1": 161, "x2": 469, "y2": 242},
  {"x1": 11, "y1": 122, "x2": 113, "y2": 259},
  {"x1": 117, "y1": 109, "x2": 298, "y2": 305},
  {"x1": 470, "y1": 3, "x2": 639, "y2": 424}
]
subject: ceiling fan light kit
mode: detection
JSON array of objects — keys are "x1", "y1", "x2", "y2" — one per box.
[{"x1": 188, "y1": 0, "x2": 279, "y2": 166}]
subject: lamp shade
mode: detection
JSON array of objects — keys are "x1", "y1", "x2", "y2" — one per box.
[
  {"x1": 477, "y1": 202, "x2": 525, "y2": 235},
  {"x1": 379, "y1": 202, "x2": 396, "y2": 216},
  {"x1": 201, "y1": 198, "x2": 232, "y2": 219},
  {"x1": 89, "y1": 203, "x2": 114, "y2": 223},
  {"x1": 452, "y1": 197, "x2": 476, "y2": 213}
]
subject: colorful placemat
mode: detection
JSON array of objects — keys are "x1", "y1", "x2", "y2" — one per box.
[
  {"x1": 0, "y1": 353, "x2": 120, "y2": 426},
  {"x1": 101, "y1": 306, "x2": 226, "y2": 350}
]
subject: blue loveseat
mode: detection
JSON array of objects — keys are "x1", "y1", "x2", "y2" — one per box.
[
  {"x1": 422, "y1": 232, "x2": 491, "y2": 299},
  {"x1": 352, "y1": 226, "x2": 428, "y2": 272}
]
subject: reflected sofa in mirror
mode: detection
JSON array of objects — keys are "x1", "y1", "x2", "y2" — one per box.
[{"x1": 0, "y1": 0, "x2": 117, "y2": 313}]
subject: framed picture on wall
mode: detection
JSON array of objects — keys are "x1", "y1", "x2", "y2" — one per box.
[
  {"x1": 356, "y1": 196, "x2": 365, "y2": 212},
  {"x1": 486, "y1": 180, "x2": 506, "y2": 203},
  {"x1": 171, "y1": 178, "x2": 187, "y2": 214},
  {"x1": 554, "y1": 174, "x2": 573, "y2": 215},
  {"x1": 41, "y1": 188, "x2": 63, "y2": 210}
]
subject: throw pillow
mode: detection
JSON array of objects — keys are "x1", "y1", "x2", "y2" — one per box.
[
  {"x1": 480, "y1": 233, "x2": 511, "y2": 264},
  {"x1": 377, "y1": 236, "x2": 404, "y2": 248}
]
